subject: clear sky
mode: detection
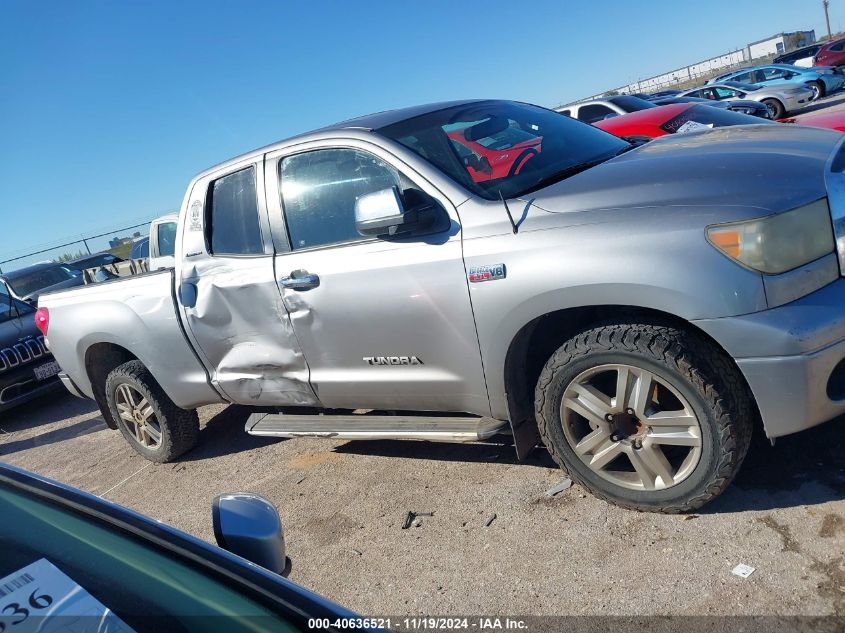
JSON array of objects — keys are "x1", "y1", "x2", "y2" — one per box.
[{"x1": 1, "y1": 0, "x2": 842, "y2": 262}]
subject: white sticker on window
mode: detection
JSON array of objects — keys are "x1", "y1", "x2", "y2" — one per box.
[
  {"x1": 189, "y1": 200, "x2": 202, "y2": 231},
  {"x1": 676, "y1": 120, "x2": 714, "y2": 134},
  {"x1": 0, "y1": 558, "x2": 135, "y2": 632}
]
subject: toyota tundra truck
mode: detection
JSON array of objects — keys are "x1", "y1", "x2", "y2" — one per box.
[{"x1": 36, "y1": 99, "x2": 845, "y2": 512}]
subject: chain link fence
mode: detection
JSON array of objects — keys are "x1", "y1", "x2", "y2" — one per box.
[{"x1": 0, "y1": 220, "x2": 157, "y2": 274}]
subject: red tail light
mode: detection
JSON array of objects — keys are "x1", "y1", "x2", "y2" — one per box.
[{"x1": 35, "y1": 307, "x2": 49, "y2": 336}]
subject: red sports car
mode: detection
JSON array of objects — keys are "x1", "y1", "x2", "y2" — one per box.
[
  {"x1": 447, "y1": 124, "x2": 542, "y2": 183},
  {"x1": 779, "y1": 108, "x2": 845, "y2": 132},
  {"x1": 593, "y1": 102, "x2": 845, "y2": 140}
]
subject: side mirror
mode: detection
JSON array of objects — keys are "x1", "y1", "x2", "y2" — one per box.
[
  {"x1": 212, "y1": 493, "x2": 288, "y2": 576},
  {"x1": 355, "y1": 186, "x2": 415, "y2": 237}
]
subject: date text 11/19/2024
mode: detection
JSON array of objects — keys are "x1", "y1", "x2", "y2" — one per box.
[{"x1": 308, "y1": 617, "x2": 529, "y2": 630}]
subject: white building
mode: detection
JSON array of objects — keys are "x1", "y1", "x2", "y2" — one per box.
[{"x1": 747, "y1": 30, "x2": 816, "y2": 59}]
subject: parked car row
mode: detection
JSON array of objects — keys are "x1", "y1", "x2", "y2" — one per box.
[
  {"x1": 0, "y1": 211, "x2": 179, "y2": 310},
  {"x1": 559, "y1": 59, "x2": 845, "y2": 123},
  {"x1": 706, "y1": 63, "x2": 844, "y2": 101}
]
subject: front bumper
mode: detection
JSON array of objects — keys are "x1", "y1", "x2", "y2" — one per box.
[
  {"x1": 0, "y1": 372, "x2": 63, "y2": 413},
  {"x1": 783, "y1": 91, "x2": 813, "y2": 111},
  {"x1": 693, "y1": 277, "x2": 845, "y2": 438}
]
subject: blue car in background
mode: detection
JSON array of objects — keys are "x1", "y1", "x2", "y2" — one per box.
[{"x1": 707, "y1": 64, "x2": 845, "y2": 100}]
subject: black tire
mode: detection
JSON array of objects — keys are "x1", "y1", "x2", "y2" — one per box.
[
  {"x1": 761, "y1": 98, "x2": 785, "y2": 119},
  {"x1": 534, "y1": 321, "x2": 753, "y2": 513},
  {"x1": 105, "y1": 360, "x2": 199, "y2": 462},
  {"x1": 809, "y1": 80, "x2": 825, "y2": 101}
]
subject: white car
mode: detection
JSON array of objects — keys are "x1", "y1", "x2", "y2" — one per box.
[
  {"x1": 773, "y1": 44, "x2": 823, "y2": 68},
  {"x1": 555, "y1": 95, "x2": 656, "y2": 124}
]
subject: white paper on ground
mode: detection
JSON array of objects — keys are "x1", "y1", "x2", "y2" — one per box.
[
  {"x1": 0, "y1": 558, "x2": 135, "y2": 633},
  {"x1": 731, "y1": 563, "x2": 756, "y2": 578}
]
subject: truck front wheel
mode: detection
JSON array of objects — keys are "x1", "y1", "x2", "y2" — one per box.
[
  {"x1": 534, "y1": 322, "x2": 752, "y2": 513},
  {"x1": 105, "y1": 360, "x2": 199, "y2": 463}
]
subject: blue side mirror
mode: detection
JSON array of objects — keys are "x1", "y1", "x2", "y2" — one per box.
[{"x1": 212, "y1": 493, "x2": 288, "y2": 576}]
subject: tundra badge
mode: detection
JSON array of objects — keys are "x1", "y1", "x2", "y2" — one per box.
[{"x1": 364, "y1": 356, "x2": 424, "y2": 366}]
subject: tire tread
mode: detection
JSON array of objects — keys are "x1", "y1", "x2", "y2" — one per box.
[
  {"x1": 534, "y1": 321, "x2": 753, "y2": 513},
  {"x1": 105, "y1": 360, "x2": 199, "y2": 463}
]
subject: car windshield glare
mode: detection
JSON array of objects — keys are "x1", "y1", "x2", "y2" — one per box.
[
  {"x1": 6, "y1": 266, "x2": 76, "y2": 297},
  {"x1": 377, "y1": 101, "x2": 630, "y2": 199}
]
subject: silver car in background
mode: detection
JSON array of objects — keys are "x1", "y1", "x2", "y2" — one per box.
[{"x1": 678, "y1": 81, "x2": 814, "y2": 118}]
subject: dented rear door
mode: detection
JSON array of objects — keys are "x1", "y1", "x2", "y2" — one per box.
[{"x1": 177, "y1": 156, "x2": 319, "y2": 407}]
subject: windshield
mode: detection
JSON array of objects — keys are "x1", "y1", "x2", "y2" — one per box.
[
  {"x1": 378, "y1": 101, "x2": 629, "y2": 199},
  {"x1": 660, "y1": 104, "x2": 774, "y2": 134},
  {"x1": 5, "y1": 265, "x2": 77, "y2": 297},
  {"x1": 608, "y1": 96, "x2": 657, "y2": 112}
]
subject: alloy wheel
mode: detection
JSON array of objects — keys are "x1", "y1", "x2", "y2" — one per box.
[
  {"x1": 115, "y1": 383, "x2": 163, "y2": 449},
  {"x1": 560, "y1": 364, "x2": 702, "y2": 491}
]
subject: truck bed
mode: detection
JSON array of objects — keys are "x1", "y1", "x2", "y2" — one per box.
[{"x1": 39, "y1": 270, "x2": 221, "y2": 409}]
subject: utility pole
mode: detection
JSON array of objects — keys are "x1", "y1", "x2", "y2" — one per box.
[{"x1": 824, "y1": 0, "x2": 833, "y2": 39}]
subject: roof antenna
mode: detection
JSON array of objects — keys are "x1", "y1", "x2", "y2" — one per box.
[{"x1": 499, "y1": 190, "x2": 518, "y2": 234}]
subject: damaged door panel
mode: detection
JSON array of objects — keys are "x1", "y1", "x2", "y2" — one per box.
[{"x1": 178, "y1": 159, "x2": 319, "y2": 407}]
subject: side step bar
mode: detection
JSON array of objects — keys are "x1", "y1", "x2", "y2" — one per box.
[{"x1": 246, "y1": 412, "x2": 508, "y2": 442}]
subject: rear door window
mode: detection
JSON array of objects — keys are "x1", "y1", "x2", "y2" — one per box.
[
  {"x1": 206, "y1": 167, "x2": 264, "y2": 256},
  {"x1": 156, "y1": 222, "x2": 177, "y2": 257},
  {"x1": 577, "y1": 104, "x2": 616, "y2": 123}
]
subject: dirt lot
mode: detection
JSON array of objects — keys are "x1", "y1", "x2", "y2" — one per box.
[{"x1": 1, "y1": 390, "x2": 843, "y2": 619}]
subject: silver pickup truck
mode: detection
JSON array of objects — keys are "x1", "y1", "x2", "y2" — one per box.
[{"x1": 38, "y1": 99, "x2": 845, "y2": 512}]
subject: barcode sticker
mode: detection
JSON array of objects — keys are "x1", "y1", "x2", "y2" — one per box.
[
  {"x1": 0, "y1": 571, "x2": 34, "y2": 598},
  {"x1": 0, "y1": 559, "x2": 135, "y2": 632}
]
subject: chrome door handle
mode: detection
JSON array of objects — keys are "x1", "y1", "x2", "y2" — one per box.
[{"x1": 280, "y1": 270, "x2": 320, "y2": 290}]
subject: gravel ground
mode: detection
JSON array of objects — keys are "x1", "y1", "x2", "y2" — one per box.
[{"x1": 1, "y1": 391, "x2": 843, "y2": 619}]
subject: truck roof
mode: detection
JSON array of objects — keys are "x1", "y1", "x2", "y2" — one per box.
[{"x1": 193, "y1": 99, "x2": 488, "y2": 184}]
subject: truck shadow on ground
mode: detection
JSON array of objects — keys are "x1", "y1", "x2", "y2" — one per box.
[
  {"x1": 0, "y1": 392, "x2": 100, "y2": 430},
  {"x1": 182, "y1": 404, "x2": 285, "y2": 462},
  {"x1": 335, "y1": 435, "x2": 557, "y2": 468},
  {"x1": 698, "y1": 417, "x2": 844, "y2": 513},
  {"x1": 336, "y1": 417, "x2": 844, "y2": 513},
  {"x1": 181, "y1": 404, "x2": 844, "y2": 512},
  {"x1": 0, "y1": 394, "x2": 105, "y2": 456}
]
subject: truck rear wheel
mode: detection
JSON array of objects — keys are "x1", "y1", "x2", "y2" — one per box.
[
  {"x1": 105, "y1": 360, "x2": 199, "y2": 463},
  {"x1": 534, "y1": 322, "x2": 752, "y2": 513}
]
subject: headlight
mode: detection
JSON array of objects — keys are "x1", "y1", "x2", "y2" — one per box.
[{"x1": 707, "y1": 199, "x2": 834, "y2": 274}]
